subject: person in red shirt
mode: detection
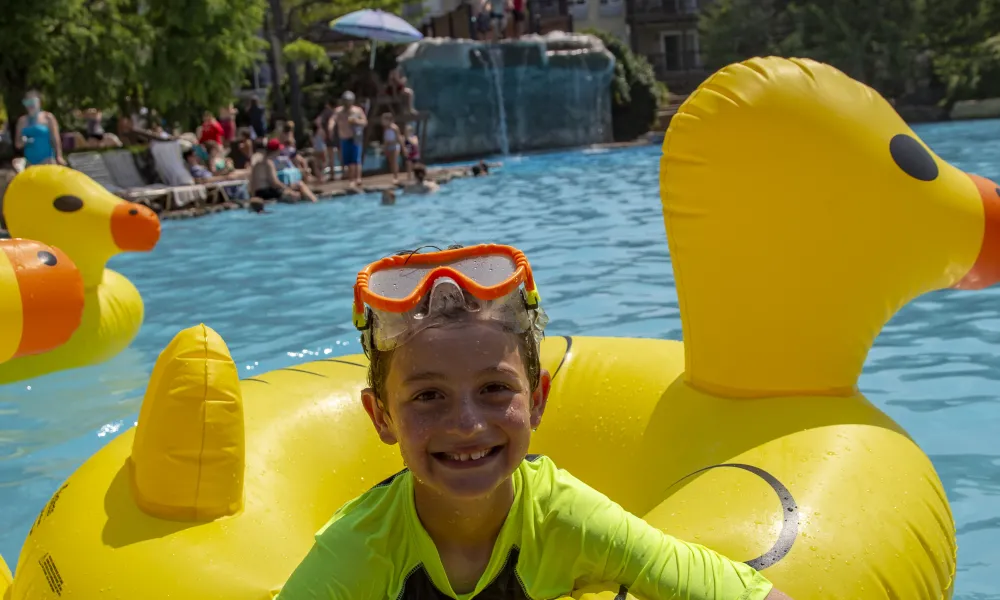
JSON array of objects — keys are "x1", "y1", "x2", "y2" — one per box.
[
  {"x1": 508, "y1": 0, "x2": 525, "y2": 37},
  {"x1": 198, "y1": 111, "x2": 225, "y2": 146}
]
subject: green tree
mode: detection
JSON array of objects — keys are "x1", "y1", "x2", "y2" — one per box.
[
  {"x1": 699, "y1": 0, "x2": 790, "y2": 71},
  {"x1": 701, "y1": 0, "x2": 927, "y2": 101},
  {"x1": 924, "y1": 0, "x2": 1000, "y2": 103},
  {"x1": 584, "y1": 28, "x2": 660, "y2": 141},
  {"x1": 0, "y1": 0, "x2": 152, "y2": 144},
  {"x1": 142, "y1": 0, "x2": 267, "y2": 128},
  {"x1": 268, "y1": 0, "x2": 405, "y2": 138}
]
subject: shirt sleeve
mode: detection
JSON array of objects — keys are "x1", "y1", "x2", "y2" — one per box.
[
  {"x1": 275, "y1": 542, "x2": 346, "y2": 600},
  {"x1": 547, "y1": 466, "x2": 774, "y2": 600}
]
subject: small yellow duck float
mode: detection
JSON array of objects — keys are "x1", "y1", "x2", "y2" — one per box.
[
  {"x1": 0, "y1": 238, "x2": 85, "y2": 364},
  {"x1": 2, "y1": 58, "x2": 996, "y2": 599},
  {"x1": 0, "y1": 166, "x2": 160, "y2": 383}
]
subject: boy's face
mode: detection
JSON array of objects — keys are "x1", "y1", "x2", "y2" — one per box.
[{"x1": 363, "y1": 320, "x2": 549, "y2": 500}]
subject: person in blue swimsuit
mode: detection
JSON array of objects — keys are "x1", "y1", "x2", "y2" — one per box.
[{"x1": 14, "y1": 91, "x2": 64, "y2": 167}]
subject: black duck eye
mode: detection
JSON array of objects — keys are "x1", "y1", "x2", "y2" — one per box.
[
  {"x1": 889, "y1": 134, "x2": 938, "y2": 182},
  {"x1": 37, "y1": 250, "x2": 57, "y2": 266},
  {"x1": 53, "y1": 195, "x2": 84, "y2": 212}
]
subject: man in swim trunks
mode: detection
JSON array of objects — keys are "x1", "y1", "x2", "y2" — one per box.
[
  {"x1": 333, "y1": 91, "x2": 367, "y2": 187},
  {"x1": 277, "y1": 245, "x2": 793, "y2": 600}
]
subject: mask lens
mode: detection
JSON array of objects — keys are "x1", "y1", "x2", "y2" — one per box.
[{"x1": 367, "y1": 254, "x2": 519, "y2": 301}]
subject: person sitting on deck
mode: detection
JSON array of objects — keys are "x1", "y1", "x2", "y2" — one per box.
[{"x1": 249, "y1": 139, "x2": 317, "y2": 204}]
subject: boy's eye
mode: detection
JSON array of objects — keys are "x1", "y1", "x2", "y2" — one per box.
[
  {"x1": 411, "y1": 390, "x2": 442, "y2": 403},
  {"x1": 481, "y1": 382, "x2": 513, "y2": 395}
]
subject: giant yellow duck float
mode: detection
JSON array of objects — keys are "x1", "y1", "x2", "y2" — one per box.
[
  {"x1": 2, "y1": 57, "x2": 996, "y2": 599},
  {"x1": 0, "y1": 166, "x2": 160, "y2": 383}
]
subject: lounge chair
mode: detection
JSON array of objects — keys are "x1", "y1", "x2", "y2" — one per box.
[
  {"x1": 68, "y1": 151, "x2": 173, "y2": 211},
  {"x1": 150, "y1": 140, "x2": 244, "y2": 205},
  {"x1": 66, "y1": 152, "x2": 124, "y2": 193},
  {"x1": 102, "y1": 150, "x2": 203, "y2": 211}
]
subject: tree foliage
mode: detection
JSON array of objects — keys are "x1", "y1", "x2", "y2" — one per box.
[
  {"x1": 584, "y1": 28, "x2": 660, "y2": 141},
  {"x1": 700, "y1": 0, "x2": 1000, "y2": 106},
  {"x1": 0, "y1": 0, "x2": 267, "y2": 139},
  {"x1": 143, "y1": 0, "x2": 267, "y2": 127}
]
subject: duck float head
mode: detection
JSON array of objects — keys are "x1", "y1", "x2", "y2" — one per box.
[
  {"x1": 661, "y1": 57, "x2": 1000, "y2": 398},
  {"x1": 0, "y1": 166, "x2": 160, "y2": 382},
  {"x1": 2, "y1": 166, "x2": 160, "y2": 290},
  {"x1": 0, "y1": 239, "x2": 84, "y2": 363},
  {"x1": 1, "y1": 59, "x2": 991, "y2": 600}
]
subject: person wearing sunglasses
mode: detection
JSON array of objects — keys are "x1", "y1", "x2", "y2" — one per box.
[
  {"x1": 278, "y1": 244, "x2": 791, "y2": 600},
  {"x1": 14, "y1": 90, "x2": 64, "y2": 167}
]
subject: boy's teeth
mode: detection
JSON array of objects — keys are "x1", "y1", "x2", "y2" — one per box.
[{"x1": 446, "y1": 448, "x2": 491, "y2": 461}]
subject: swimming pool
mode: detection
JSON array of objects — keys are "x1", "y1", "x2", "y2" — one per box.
[{"x1": 2, "y1": 121, "x2": 1000, "y2": 598}]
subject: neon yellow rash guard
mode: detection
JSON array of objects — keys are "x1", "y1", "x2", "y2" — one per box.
[{"x1": 278, "y1": 455, "x2": 774, "y2": 600}]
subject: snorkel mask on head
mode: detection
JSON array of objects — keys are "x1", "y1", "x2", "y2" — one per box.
[{"x1": 353, "y1": 244, "x2": 548, "y2": 353}]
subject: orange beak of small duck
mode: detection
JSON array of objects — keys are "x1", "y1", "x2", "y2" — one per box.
[
  {"x1": 111, "y1": 203, "x2": 161, "y2": 252},
  {"x1": 953, "y1": 174, "x2": 1000, "y2": 290}
]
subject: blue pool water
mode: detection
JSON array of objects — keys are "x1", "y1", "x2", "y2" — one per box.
[{"x1": 3, "y1": 121, "x2": 1000, "y2": 597}]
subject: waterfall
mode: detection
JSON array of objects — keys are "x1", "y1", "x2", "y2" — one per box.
[{"x1": 486, "y1": 47, "x2": 510, "y2": 156}]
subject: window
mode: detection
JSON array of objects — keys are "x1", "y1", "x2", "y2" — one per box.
[
  {"x1": 599, "y1": 0, "x2": 623, "y2": 16},
  {"x1": 685, "y1": 30, "x2": 701, "y2": 68},
  {"x1": 569, "y1": 0, "x2": 588, "y2": 21},
  {"x1": 661, "y1": 31, "x2": 683, "y2": 72}
]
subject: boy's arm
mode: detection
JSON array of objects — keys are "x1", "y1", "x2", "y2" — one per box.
[{"x1": 549, "y1": 468, "x2": 780, "y2": 600}]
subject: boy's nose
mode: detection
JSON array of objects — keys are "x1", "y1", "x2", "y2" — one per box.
[{"x1": 449, "y1": 395, "x2": 487, "y2": 434}]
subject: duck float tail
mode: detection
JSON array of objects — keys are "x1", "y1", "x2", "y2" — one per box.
[{"x1": 0, "y1": 166, "x2": 160, "y2": 383}]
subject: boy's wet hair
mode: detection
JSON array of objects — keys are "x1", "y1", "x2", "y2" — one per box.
[
  {"x1": 363, "y1": 246, "x2": 543, "y2": 407},
  {"x1": 413, "y1": 164, "x2": 427, "y2": 181}
]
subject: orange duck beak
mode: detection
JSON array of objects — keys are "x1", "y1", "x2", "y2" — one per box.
[
  {"x1": 111, "y1": 203, "x2": 161, "y2": 252},
  {"x1": 953, "y1": 174, "x2": 1000, "y2": 290}
]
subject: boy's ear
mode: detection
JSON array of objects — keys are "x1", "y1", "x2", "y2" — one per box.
[
  {"x1": 362, "y1": 388, "x2": 398, "y2": 445},
  {"x1": 529, "y1": 369, "x2": 551, "y2": 429}
]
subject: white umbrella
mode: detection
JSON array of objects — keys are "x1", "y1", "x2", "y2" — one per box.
[{"x1": 330, "y1": 9, "x2": 424, "y2": 69}]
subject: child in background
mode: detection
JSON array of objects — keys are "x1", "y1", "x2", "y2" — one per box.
[
  {"x1": 204, "y1": 140, "x2": 235, "y2": 176},
  {"x1": 403, "y1": 124, "x2": 421, "y2": 181},
  {"x1": 381, "y1": 113, "x2": 403, "y2": 183}
]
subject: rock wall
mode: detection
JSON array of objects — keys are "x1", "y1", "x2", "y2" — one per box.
[{"x1": 399, "y1": 33, "x2": 616, "y2": 162}]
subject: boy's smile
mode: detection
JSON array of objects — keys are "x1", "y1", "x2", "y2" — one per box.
[{"x1": 362, "y1": 319, "x2": 549, "y2": 500}]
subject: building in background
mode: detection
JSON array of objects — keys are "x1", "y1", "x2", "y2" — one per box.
[
  {"x1": 568, "y1": 0, "x2": 626, "y2": 41},
  {"x1": 625, "y1": 0, "x2": 708, "y2": 93}
]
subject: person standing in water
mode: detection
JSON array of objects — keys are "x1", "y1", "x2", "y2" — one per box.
[{"x1": 14, "y1": 91, "x2": 64, "y2": 167}]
